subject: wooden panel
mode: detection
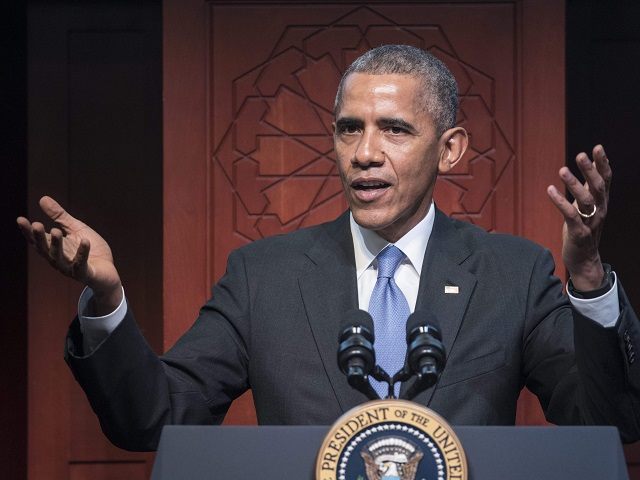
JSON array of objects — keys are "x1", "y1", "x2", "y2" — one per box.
[
  {"x1": 69, "y1": 462, "x2": 149, "y2": 480},
  {"x1": 28, "y1": 3, "x2": 162, "y2": 479},
  {"x1": 164, "y1": 0, "x2": 565, "y2": 428},
  {"x1": 163, "y1": 0, "x2": 210, "y2": 349},
  {"x1": 515, "y1": 0, "x2": 565, "y2": 427},
  {"x1": 208, "y1": 2, "x2": 518, "y2": 283},
  {"x1": 520, "y1": 0, "x2": 565, "y2": 263}
]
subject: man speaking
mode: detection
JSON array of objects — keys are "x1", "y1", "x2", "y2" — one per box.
[{"x1": 17, "y1": 45, "x2": 640, "y2": 451}]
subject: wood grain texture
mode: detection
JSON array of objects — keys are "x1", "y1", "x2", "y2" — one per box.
[
  {"x1": 516, "y1": 0, "x2": 566, "y2": 426},
  {"x1": 163, "y1": 0, "x2": 210, "y2": 348}
]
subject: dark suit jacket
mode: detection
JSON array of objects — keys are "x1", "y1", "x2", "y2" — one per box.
[{"x1": 65, "y1": 209, "x2": 640, "y2": 451}]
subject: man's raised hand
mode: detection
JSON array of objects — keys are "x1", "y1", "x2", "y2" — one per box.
[
  {"x1": 16, "y1": 196, "x2": 123, "y2": 314},
  {"x1": 547, "y1": 145, "x2": 612, "y2": 291}
]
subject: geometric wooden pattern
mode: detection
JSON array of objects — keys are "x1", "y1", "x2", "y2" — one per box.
[{"x1": 210, "y1": 3, "x2": 517, "y2": 278}]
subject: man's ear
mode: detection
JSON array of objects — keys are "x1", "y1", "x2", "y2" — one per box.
[{"x1": 438, "y1": 127, "x2": 468, "y2": 174}]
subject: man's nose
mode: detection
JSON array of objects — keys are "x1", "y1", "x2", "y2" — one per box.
[{"x1": 353, "y1": 130, "x2": 383, "y2": 167}]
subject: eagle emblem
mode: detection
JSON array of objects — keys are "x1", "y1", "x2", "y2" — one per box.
[{"x1": 360, "y1": 436, "x2": 424, "y2": 480}]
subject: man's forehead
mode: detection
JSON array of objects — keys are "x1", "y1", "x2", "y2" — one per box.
[
  {"x1": 342, "y1": 72, "x2": 422, "y2": 93},
  {"x1": 336, "y1": 72, "x2": 427, "y2": 120}
]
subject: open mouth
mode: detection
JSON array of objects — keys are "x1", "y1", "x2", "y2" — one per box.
[
  {"x1": 351, "y1": 180, "x2": 391, "y2": 191},
  {"x1": 350, "y1": 179, "x2": 392, "y2": 202}
]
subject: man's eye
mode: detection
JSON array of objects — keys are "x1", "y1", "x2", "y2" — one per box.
[
  {"x1": 387, "y1": 126, "x2": 407, "y2": 135},
  {"x1": 339, "y1": 125, "x2": 360, "y2": 134}
]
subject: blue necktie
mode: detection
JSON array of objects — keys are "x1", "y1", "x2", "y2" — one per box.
[{"x1": 368, "y1": 245, "x2": 411, "y2": 398}]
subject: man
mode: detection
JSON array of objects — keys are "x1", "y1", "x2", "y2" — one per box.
[{"x1": 17, "y1": 45, "x2": 640, "y2": 451}]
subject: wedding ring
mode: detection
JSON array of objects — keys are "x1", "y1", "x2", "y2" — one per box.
[{"x1": 576, "y1": 204, "x2": 596, "y2": 218}]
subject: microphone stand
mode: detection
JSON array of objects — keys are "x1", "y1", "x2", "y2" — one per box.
[
  {"x1": 370, "y1": 366, "x2": 392, "y2": 399},
  {"x1": 349, "y1": 361, "x2": 440, "y2": 401},
  {"x1": 393, "y1": 361, "x2": 440, "y2": 401}
]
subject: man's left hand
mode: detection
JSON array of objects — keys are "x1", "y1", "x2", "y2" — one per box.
[{"x1": 547, "y1": 144, "x2": 612, "y2": 291}]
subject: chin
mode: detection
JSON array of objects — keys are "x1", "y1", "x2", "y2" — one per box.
[{"x1": 351, "y1": 210, "x2": 393, "y2": 232}]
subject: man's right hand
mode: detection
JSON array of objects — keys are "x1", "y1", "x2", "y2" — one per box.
[{"x1": 17, "y1": 196, "x2": 123, "y2": 315}]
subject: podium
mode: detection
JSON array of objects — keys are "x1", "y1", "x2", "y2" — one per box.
[{"x1": 151, "y1": 425, "x2": 628, "y2": 479}]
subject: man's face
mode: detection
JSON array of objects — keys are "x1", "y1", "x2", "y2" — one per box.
[{"x1": 334, "y1": 73, "x2": 444, "y2": 242}]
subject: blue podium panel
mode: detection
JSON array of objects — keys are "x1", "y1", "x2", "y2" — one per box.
[
  {"x1": 151, "y1": 425, "x2": 628, "y2": 480},
  {"x1": 152, "y1": 426, "x2": 325, "y2": 479},
  {"x1": 459, "y1": 426, "x2": 628, "y2": 480}
]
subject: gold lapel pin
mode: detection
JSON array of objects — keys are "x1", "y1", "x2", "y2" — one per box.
[{"x1": 444, "y1": 285, "x2": 459, "y2": 294}]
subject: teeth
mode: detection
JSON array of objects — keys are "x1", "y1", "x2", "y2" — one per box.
[{"x1": 353, "y1": 181, "x2": 389, "y2": 190}]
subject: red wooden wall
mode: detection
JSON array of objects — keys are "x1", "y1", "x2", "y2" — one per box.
[
  {"x1": 163, "y1": 0, "x2": 565, "y2": 427},
  {"x1": 27, "y1": 3, "x2": 161, "y2": 478}
]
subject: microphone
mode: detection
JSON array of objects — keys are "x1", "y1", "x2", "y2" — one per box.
[
  {"x1": 337, "y1": 310, "x2": 383, "y2": 400},
  {"x1": 402, "y1": 311, "x2": 446, "y2": 401}
]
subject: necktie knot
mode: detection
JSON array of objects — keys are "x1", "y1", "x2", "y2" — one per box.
[{"x1": 376, "y1": 245, "x2": 405, "y2": 279}]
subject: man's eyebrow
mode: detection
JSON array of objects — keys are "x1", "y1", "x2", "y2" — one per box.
[
  {"x1": 335, "y1": 117, "x2": 363, "y2": 129},
  {"x1": 378, "y1": 117, "x2": 417, "y2": 133}
]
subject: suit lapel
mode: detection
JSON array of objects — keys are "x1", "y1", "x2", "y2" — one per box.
[
  {"x1": 400, "y1": 209, "x2": 477, "y2": 405},
  {"x1": 298, "y1": 212, "x2": 366, "y2": 412},
  {"x1": 299, "y1": 209, "x2": 478, "y2": 410}
]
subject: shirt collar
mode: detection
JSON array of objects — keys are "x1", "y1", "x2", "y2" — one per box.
[{"x1": 350, "y1": 203, "x2": 435, "y2": 279}]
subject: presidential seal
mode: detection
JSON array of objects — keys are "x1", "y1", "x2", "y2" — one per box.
[{"x1": 316, "y1": 400, "x2": 467, "y2": 480}]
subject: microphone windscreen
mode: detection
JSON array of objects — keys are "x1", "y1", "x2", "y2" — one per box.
[
  {"x1": 339, "y1": 309, "x2": 374, "y2": 336},
  {"x1": 406, "y1": 310, "x2": 441, "y2": 338}
]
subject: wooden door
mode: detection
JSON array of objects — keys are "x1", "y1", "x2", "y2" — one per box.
[
  {"x1": 27, "y1": 3, "x2": 161, "y2": 479},
  {"x1": 163, "y1": 0, "x2": 565, "y2": 426}
]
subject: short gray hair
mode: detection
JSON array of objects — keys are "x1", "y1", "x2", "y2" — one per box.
[{"x1": 334, "y1": 45, "x2": 458, "y2": 136}]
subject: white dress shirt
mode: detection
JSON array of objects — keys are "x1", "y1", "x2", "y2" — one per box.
[{"x1": 351, "y1": 203, "x2": 435, "y2": 312}]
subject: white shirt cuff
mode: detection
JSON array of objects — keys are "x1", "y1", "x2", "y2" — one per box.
[
  {"x1": 78, "y1": 286, "x2": 127, "y2": 353},
  {"x1": 568, "y1": 272, "x2": 619, "y2": 328}
]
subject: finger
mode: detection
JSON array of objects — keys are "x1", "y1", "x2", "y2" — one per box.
[
  {"x1": 547, "y1": 185, "x2": 585, "y2": 231},
  {"x1": 31, "y1": 222, "x2": 51, "y2": 257},
  {"x1": 559, "y1": 165, "x2": 595, "y2": 212},
  {"x1": 592, "y1": 144, "x2": 612, "y2": 192},
  {"x1": 39, "y1": 196, "x2": 77, "y2": 230},
  {"x1": 575, "y1": 152, "x2": 606, "y2": 206},
  {"x1": 71, "y1": 238, "x2": 91, "y2": 280},
  {"x1": 49, "y1": 228, "x2": 65, "y2": 265},
  {"x1": 16, "y1": 217, "x2": 36, "y2": 245}
]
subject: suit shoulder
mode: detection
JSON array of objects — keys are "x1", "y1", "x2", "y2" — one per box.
[
  {"x1": 229, "y1": 218, "x2": 336, "y2": 260},
  {"x1": 447, "y1": 216, "x2": 547, "y2": 259}
]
